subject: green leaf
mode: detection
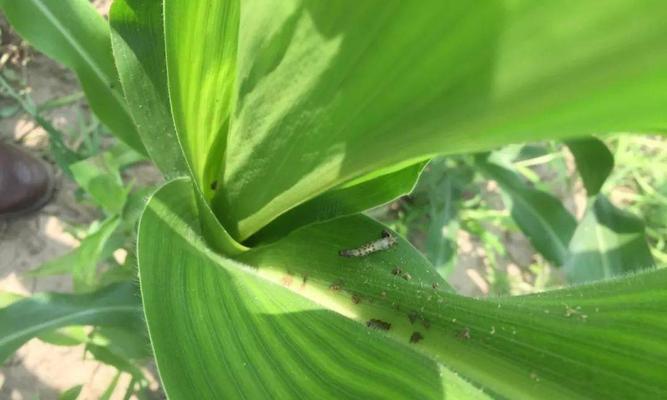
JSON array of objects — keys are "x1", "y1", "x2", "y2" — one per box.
[
  {"x1": 100, "y1": 371, "x2": 122, "y2": 400},
  {"x1": 565, "y1": 194, "x2": 655, "y2": 282},
  {"x1": 566, "y1": 137, "x2": 614, "y2": 196},
  {"x1": 476, "y1": 154, "x2": 577, "y2": 266},
  {"x1": 139, "y1": 178, "x2": 667, "y2": 398},
  {"x1": 416, "y1": 158, "x2": 474, "y2": 275},
  {"x1": 249, "y1": 162, "x2": 426, "y2": 245},
  {"x1": 69, "y1": 153, "x2": 129, "y2": 215},
  {"x1": 59, "y1": 384, "x2": 83, "y2": 400},
  {"x1": 86, "y1": 343, "x2": 144, "y2": 379},
  {"x1": 138, "y1": 179, "x2": 461, "y2": 399},
  {"x1": 158, "y1": 0, "x2": 247, "y2": 256},
  {"x1": 38, "y1": 326, "x2": 88, "y2": 347},
  {"x1": 109, "y1": 0, "x2": 188, "y2": 178},
  {"x1": 0, "y1": 292, "x2": 23, "y2": 308},
  {"x1": 212, "y1": 1, "x2": 667, "y2": 239},
  {"x1": 0, "y1": 282, "x2": 142, "y2": 362},
  {"x1": 0, "y1": 103, "x2": 19, "y2": 118},
  {"x1": 29, "y1": 217, "x2": 121, "y2": 291},
  {"x1": 0, "y1": 0, "x2": 146, "y2": 154},
  {"x1": 90, "y1": 325, "x2": 151, "y2": 361},
  {"x1": 163, "y1": 0, "x2": 239, "y2": 192}
]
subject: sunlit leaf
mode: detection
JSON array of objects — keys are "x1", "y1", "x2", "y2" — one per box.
[
  {"x1": 109, "y1": 0, "x2": 188, "y2": 178},
  {"x1": 163, "y1": 0, "x2": 238, "y2": 191},
  {"x1": 38, "y1": 326, "x2": 88, "y2": 347},
  {"x1": 140, "y1": 179, "x2": 667, "y2": 398},
  {"x1": 29, "y1": 217, "x2": 121, "y2": 291},
  {"x1": 213, "y1": 0, "x2": 667, "y2": 239}
]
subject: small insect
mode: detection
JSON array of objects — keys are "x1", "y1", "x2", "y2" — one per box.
[
  {"x1": 367, "y1": 319, "x2": 391, "y2": 331},
  {"x1": 432, "y1": 282, "x2": 439, "y2": 289},
  {"x1": 401, "y1": 273, "x2": 412, "y2": 281},
  {"x1": 351, "y1": 295, "x2": 361, "y2": 304},
  {"x1": 210, "y1": 180, "x2": 218, "y2": 190},
  {"x1": 329, "y1": 282, "x2": 342, "y2": 291},
  {"x1": 339, "y1": 230, "x2": 397, "y2": 257},
  {"x1": 391, "y1": 266, "x2": 402, "y2": 276},
  {"x1": 410, "y1": 332, "x2": 424, "y2": 344}
]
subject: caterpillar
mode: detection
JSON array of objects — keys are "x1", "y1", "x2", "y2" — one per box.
[{"x1": 339, "y1": 230, "x2": 397, "y2": 257}]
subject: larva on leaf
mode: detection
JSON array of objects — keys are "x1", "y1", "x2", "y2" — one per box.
[{"x1": 339, "y1": 229, "x2": 398, "y2": 257}]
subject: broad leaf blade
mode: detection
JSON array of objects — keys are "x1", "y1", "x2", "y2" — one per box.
[
  {"x1": 566, "y1": 137, "x2": 614, "y2": 196},
  {"x1": 0, "y1": 283, "x2": 142, "y2": 362},
  {"x1": 109, "y1": 0, "x2": 188, "y2": 178},
  {"x1": 164, "y1": 0, "x2": 239, "y2": 192},
  {"x1": 477, "y1": 155, "x2": 576, "y2": 266},
  {"x1": 138, "y1": 178, "x2": 454, "y2": 399},
  {"x1": 565, "y1": 194, "x2": 655, "y2": 282},
  {"x1": 249, "y1": 162, "x2": 426, "y2": 245},
  {"x1": 214, "y1": 0, "x2": 667, "y2": 239},
  {"x1": 139, "y1": 179, "x2": 667, "y2": 398},
  {"x1": 1, "y1": 0, "x2": 146, "y2": 154}
]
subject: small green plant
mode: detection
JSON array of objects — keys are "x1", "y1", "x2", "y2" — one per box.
[
  {"x1": 1, "y1": 0, "x2": 667, "y2": 399},
  {"x1": 0, "y1": 44, "x2": 156, "y2": 397}
]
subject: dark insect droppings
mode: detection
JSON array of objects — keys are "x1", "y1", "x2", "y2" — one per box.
[
  {"x1": 408, "y1": 312, "x2": 418, "y2": 324},
  {"x1": 210, "y1": 180, "x2": 218, "y2": 190},
  {"x1": 367, "y1": 319, "x2": 391, "y2": 331},
  {"x1": 410, "y1": 332, "x2": 424, "y2": 344}
]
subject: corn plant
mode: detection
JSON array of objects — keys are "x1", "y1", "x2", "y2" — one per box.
[{"x1": 2, "y1": 0, "x2": 667, "y2": 398}]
